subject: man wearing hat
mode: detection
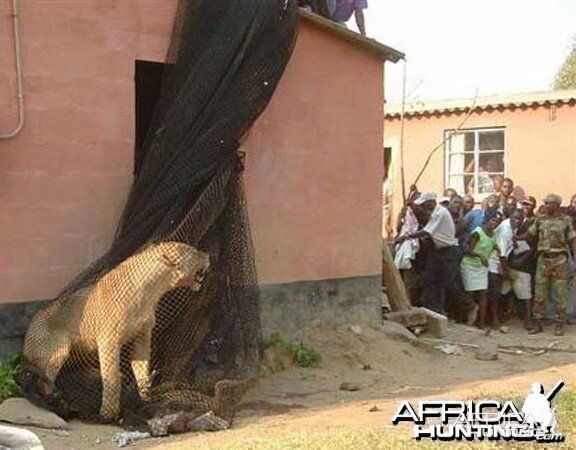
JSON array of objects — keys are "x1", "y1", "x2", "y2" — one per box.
[
  {"x1": 527, "y1": 194, "x2": 576, "y2": 336},
  {"x1": 395, "y1": 192, "x2": 478, "y2": 324},
  {"x1": 522, "y1": 196, "x2": 537, "y2": 224}
]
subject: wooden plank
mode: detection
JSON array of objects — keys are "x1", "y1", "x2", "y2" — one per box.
[{"x1": 382, "y1": 244, "x2": 411, "y2": 311}]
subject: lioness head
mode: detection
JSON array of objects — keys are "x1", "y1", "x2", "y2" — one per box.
[
  {"x1": 158, "y1": 242, "x2": 210, "y2": 291},
  {"x1": 16, "y1": 363, "x2": 70, "y2": 418}
]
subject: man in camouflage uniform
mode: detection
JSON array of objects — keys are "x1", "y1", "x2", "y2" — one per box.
[{"x1": 528, "y1": 194, "x2": 576, "y2": 336}]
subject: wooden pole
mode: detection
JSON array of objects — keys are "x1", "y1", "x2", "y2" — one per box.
[
  {"x1": 399, "y1": 59, "x2": 407, "y2": 206},
  {"x1": 382, "y1": 243, "x2": 410, "y2": 311}
]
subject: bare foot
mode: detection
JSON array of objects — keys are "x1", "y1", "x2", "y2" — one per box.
[{"x1": 466, "y1": 304, "x2": 479, "y2": 326}]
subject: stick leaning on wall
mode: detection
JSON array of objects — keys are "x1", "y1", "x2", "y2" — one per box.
[
  {"x1": 386, "y1": 91, "x2": 479, "y2": 312},
  {"x1": 410, "y1": 90, "x2": 479, "y2": 191}
]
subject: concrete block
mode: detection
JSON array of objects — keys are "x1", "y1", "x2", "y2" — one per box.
[
  {"x1": 0, "y1": 301, "x2": 46, "y2": 340},
  {"x1": 419, "y1": 307, "x2": 448, "y2": 338},
  {"x1": 385, "y1": 308, "x2": 427, "y2": 329},
  {"x1": 260, "y1": 276, "x2": 381, "y2": 341}
]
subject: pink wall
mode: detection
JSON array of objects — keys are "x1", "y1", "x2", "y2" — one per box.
[
  {"x1": 0, "y1": 3, "x2": 385, "y2": 303},
  {"x1": 0, "y1": 0, "x2": 178, "y2": 303},
  {"x1": 244, "y1": 20, "x2": 384, "y2": 285},
  {"x1": 384, "y1": 104, "x2": 576, "y2": 221}
]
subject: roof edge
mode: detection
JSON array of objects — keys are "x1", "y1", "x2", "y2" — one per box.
[
  {"x1": 384, "y1": 89, "x2": 576, "y2": 118},
  {"x1": 298, "y1": 9, "x2": 404, "y2": 63}
]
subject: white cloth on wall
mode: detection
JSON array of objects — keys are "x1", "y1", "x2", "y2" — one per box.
[{"x1": 394, "y1": 207, "x2": 420, "y2": 269}]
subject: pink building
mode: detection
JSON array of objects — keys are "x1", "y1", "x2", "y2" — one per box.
[
  {"x1": 383, "y1": 90, "x2": 576, "y2": 230},
  {"x1": 0, "y1": 2, "x2": 402, "y2": 349}
]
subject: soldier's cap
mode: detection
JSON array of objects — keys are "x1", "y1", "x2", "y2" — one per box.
[
  {"x1": 543, "y1": 194, "x2": 562, "y2": 204},
  {"x1": 522, "y1": 196, "x2": 536, "y2": 206}
]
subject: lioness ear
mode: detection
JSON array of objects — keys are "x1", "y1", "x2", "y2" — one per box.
[{"x1": 161, "y1": 253, "x2": 178, "y2": 267}]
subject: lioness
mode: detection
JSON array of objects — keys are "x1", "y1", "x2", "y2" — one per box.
[{"x1": 20, "y1": 242, "x2": 210, "y2": 420}]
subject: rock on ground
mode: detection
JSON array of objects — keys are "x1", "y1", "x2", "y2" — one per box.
[
  {"x1": 339, "y1": 382, "x2": 362, "y2": 392},
  {"x1": 0, "y1": 398, "x2": 69, "y2": 430},
  {"x1": 148, "y1": 412, "x2": 193, "y2": 437},
  {"x1": 475, "y1": 343, "x2": 499, "y2": 361},
  {"x1": 379, "y1": 320, "x2": 416, "y2": 342},
  {"x1": 187, "y1": 411, "x2": 229, "y2": 432},
  {"x1": 348, "y1": 325, "x2": 363, "y2": 336},
  {"x1": 112, "y1": 431, "x2": 150, "y2": 447},
  {"x1": 0, "y1": 424, "x2": 43, "y2": 450},
  {"x1": 148, "y1": 411, "x2": 230, "y2": 436}
]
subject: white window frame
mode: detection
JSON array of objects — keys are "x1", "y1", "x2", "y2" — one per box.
[{"x1": 443, "y1": 127, "x2": 506, "y2": 199}]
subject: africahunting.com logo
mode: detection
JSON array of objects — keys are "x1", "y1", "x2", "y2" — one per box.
[{"x1": 391, "y1": 380, "x2": 565, "y2": 443}]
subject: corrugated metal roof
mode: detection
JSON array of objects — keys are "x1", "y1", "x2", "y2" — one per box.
[
  {"x1": 384, "y1": 89, "x2": 576, "y2": 118},
  {"x1": 298, "y1": 9, "x2": 404, "y2": 63}
]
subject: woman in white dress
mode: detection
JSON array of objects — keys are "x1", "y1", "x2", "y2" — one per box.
[{"x1": 460, "y1": 213, "x2": 503, "y2": 328}]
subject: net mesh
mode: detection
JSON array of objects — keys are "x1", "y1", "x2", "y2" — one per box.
[{"x1": 18, "y1": 0, "x2": 298, "y2": 425}]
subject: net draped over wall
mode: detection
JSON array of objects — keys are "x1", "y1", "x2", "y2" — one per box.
[{"x1": 19, "y1": 0, "x2": 298, "y2": 424}]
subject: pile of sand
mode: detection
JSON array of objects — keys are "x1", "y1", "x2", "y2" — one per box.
[{"x1": 239, "y1": 324, "x2": 446, "y2": 417}]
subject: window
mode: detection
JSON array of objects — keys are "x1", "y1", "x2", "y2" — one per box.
[
  {"x1": 134, "y1": 60, "x2": 168, "y2": 177},
  {"x1": 444, "y1": 128, "x2": 505, "y2": 197}
]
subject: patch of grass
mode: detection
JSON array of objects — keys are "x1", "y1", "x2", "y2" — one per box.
[
  {"x1": 556, "y1": 388, "x2": 576, "y2": 440},
  {"x1": 465, "y1": 387, "x2": 576, "y2": 439},
  {"x1": 0, "y1": 353, "x2": 22, "y2": 403},
  {"x1": 262, "y1": 333, "x2": 322, "y2": 368},
  {"x1": 290, "y1": 342, "x2": 322, "y2": 368}
]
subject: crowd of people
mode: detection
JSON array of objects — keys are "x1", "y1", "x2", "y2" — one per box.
[
  {"x1": 293, "y1": 0, "x2": 368, "y2": 36},
  {"x1": 392, "y1": 178, "x2": 576, "y2": 337}
]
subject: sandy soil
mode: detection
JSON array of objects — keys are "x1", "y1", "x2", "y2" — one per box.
[{"x1": 20, "y1": 321, "x2": 576, "y2": 450}]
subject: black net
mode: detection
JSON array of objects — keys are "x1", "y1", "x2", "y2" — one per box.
[{"x1": 18, "y1": 0, "x2": 298, "y2": 426}]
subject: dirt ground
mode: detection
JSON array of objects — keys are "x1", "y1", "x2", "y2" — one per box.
[{"x1": 21, "y1": 320, "x2": 576, "y2": 449}]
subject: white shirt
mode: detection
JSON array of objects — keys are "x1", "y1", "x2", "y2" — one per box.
[
  {"x1": 424, "y1": 205, "x2": 458, "y2": 248},
  {"x1": 488, "y1": 218, "x2": 514, "y2": 273}
]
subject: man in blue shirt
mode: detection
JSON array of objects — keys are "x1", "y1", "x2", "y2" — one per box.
[
  {"x1": 460, "y1": 194, "x2": 500, "y2": 237},
  {"x1": 329, "y1": 0, "x2": 368, "y2": 35}
]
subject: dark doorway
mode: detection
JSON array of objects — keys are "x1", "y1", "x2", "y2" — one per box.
[{"x1": 134, "y1": 60, "x2": 167, "y2": 177}]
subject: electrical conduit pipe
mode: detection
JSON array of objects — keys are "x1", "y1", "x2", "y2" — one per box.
[{"x1": 1, "y1": 0, "x2": 25, "y2": 139}]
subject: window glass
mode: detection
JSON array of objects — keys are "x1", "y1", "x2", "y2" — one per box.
[
  {"x1": 479, "y1": 130, "x2": 504, "y2": 151},
  {"x1": 479, "y1": 152, "x2": 505, "y2": 174},
  {"x1": 464, "y1": 132, "x2": 475, "y2": 152},
  {"x1": 445, "y1": 128, "x2": 506, "y2": 198}
]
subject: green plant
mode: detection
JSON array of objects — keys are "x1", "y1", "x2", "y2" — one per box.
[
  {"x1": 261, "y1": 333, "x2": 322, "y2": 368},
  {"x1": 291, "y1": 342, "x2": 322, "y2": 368},
  {"x1": 0, "y1": 353, "x2": 22, "y2": 403},
  {"x1": 261, "y1": 332, "x2": 288, "y2": 350}
]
